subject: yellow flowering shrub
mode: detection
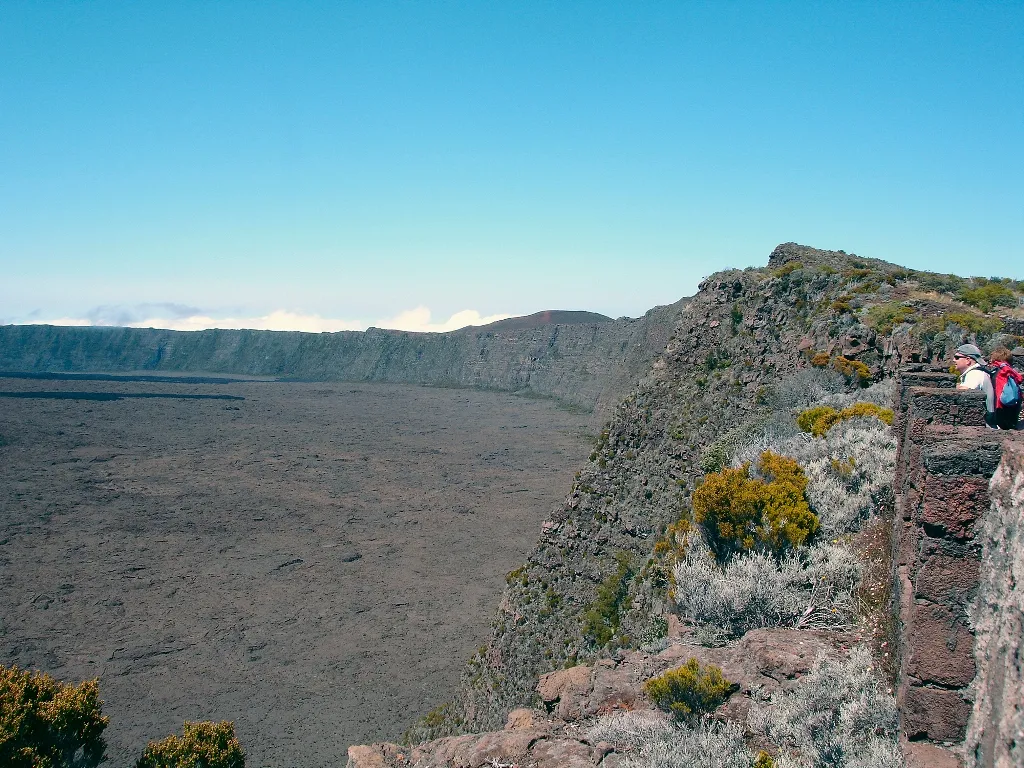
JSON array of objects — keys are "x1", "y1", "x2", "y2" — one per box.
[
  {"x1": 135, "y1": 721, "x2": 244, "y2": 768},
  {"x1": 643, "y1": 658, "x2": 735, "y2": 721},
  {"x1": 692, "y1": 451, "x2": 818, "y2": 560},
  {"x1": 796, "y1": 402, "x2": 893, "y2": 437},
  {"x1": 0, "y1": 664, "x2": 108, "y2": 768}
]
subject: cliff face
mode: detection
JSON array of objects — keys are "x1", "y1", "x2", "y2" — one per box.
[
  {"x1": 341, "y1": 244, "x2": 1022, "y2": 768},
  {"x1": 967, "y1": 443, "x2": 1024, "y2": 768},
  {"x1": 451, "y1": 244, "x2": 904, "y2": 731},
  {"x1": 0, "y1": 299, "x2": 687, "y2": 417}
]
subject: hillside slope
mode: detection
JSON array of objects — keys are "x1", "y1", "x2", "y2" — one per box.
[{"x1": 437, "y1": 242, "x2": 1021, "y2": 734}]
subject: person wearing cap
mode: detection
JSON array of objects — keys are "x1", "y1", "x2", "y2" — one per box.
[{"x1": 953, "y1": 343, "x2": 997, "y2": 428}]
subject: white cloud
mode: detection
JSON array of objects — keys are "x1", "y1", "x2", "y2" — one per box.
[
  {"x1": 25, "y1": 307, "x2": 514, "y2": 334},
  {"x1": 127, "y1": 310, "x2": 366, "y2": 333},
  {"x1": 374, "y1": 306, "x2": 513, "y2": 333}
]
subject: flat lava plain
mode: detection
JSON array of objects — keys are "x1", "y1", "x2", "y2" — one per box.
[{"x1": 0, "y1": 375, "x2": 593, "y2": 768}]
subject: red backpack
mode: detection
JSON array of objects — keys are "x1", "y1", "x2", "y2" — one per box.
[{"x1": 985, "y1": 362, "x2": 1024, "y2": 409}]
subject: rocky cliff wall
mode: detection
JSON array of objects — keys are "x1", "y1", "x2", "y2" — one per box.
[
  {"x1": 0, "y1": 300, "x2": 687, "y2": 416},
  {"x1": 892, "y1": 373, "x2": 1023, "y2": 766},
  {"x1": 965, "y1": 442, "x2": 1024, "y2": 768},
  {"x1": 340, "y1": 244, "x2": 1023, "y2": 766},
  {"x1": 448, "y1": 244, "x2": 901, "y2": 732}
]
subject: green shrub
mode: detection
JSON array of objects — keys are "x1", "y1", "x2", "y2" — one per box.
[
  {"x1": 582, "y1": 552, "x2": 633, "y2": 647},
  {"x1": 830, "y1": 297, "x2": 854, "y2": 314},
  {"x1": 914, "y1": 311, "x2": 1004, "y2": 339},
  {"x1": 0, "y1": 664, "x2": 108, "y2": 768},
  {"x1": 773, "y1": 261, "x2": 803, "y2": 278},
  {"x1": 730, "y1": 305, "x2": 743, "y2": 333},
  {"x1": 832, "y1": 356, "x2": 871, "y2": 385},
  {"x1": 136, "y1": 721, "x2": 244, "y2": 768},
  {"x1": 796, "y1": 403, "x2": 894, "y2": 437},
  {"x1": 643, "y1": 658, "x2": 736, "y2": 720},
  {"x1": 692, "y1": 451, "x2": 818, "y2": 560},
  {"x1": 959, "y1": 279, "x2": 1018, "y2": 313},
  {"x1": 863, "y1": 302, "x2": 916, "y2": 335}
]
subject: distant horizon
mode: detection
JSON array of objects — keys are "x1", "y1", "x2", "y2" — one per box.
[{"x1": 2, "y1": 4, "x2": 1021, "y2": 331}]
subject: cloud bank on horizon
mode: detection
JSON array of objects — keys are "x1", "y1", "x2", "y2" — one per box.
[{"x1": 20, "y1": 306, "x2": 515, "y2": 334}]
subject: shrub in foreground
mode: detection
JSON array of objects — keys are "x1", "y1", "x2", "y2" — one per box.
[
  {"x1": 588, "y1": 712, "x2": 757, "y2": 768},
  {"x1": 0, "y1": 664, "x2": 108, "y2": 768},
  {"x1": 672, "y1": 543, "x2": 860, "y2": 641},
  {"x1": 643, "y1": 658, "x2": 735, "y2": 721},
  {"x1": 136, "y1": 721, "x2": 244, "y2": 768},
  {"x1": 693, "y1": 452, "x2": 818, "y2": 560},
  {"x1": 750, "y1": 646, "x2": 901, "y2": 768}
]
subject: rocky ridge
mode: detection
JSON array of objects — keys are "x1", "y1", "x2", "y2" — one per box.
[
  {"x1": 347, "y1": 243, "x2": 1023, "y2": 767},
  {"x1": 448, "y1": 243, "x2": 901, "y2": 733},
  {"x1": 0, "y1": 300, "x2": 688, "y2": 417}
]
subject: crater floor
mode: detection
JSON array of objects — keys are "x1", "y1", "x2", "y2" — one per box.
[{"x1": 0, "y1": 376, "x2": 593, "y2": 767}]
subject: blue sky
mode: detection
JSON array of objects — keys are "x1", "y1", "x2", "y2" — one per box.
[{"x1": 1, "y1": 2, "x2": 1021, "y2": 331}]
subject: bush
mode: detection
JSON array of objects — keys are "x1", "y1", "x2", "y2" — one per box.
[
  {"x1": 0, "y1": 664, "x2": 108, "y2": 768},
  {"x1": 588, "y1": 713, "x2": 757, "y2": 768},
  {"x1": 136, "y1": 721, "x2": 244, "y2": 768},
  {"x1": 582, "y1": 552, "x2": 633, "y2": 648},
  {"x1": 735, "y1": 404, "x2": 897, "y2": 538},
  {"x1": 796, "y1": 403, "x2": 893, "y2": 438},
  {"x1": 749, "y1": 646, "x2": 901, "y2": 768},
  {"x1": 693, "y1": 452, "x2": 818, "y2": 560},
  {"x1": 773, "y1": 261, "x2": 804, "y2": 278},
  {"x1": 809, "y1": 352, "x2": 831, "y2": 369},
  {"x1": 863, "y1": 302, "x2": 916, "y2": 335},
  {"x1": 959, "y1": 279, "x2": 1018, "y2": 313},
  {"x1": 831, "y1": 357, "x2": 871, "y2": 386},
  {"x1": 672, "y1": 542, "x2": 860, "y2": 641},
  {"x1": 914, "y1": 311, "x2": 1004, "y2": 341},
  {"x1": 644, "y1": 659, "x2": 735, "y2": 721}
]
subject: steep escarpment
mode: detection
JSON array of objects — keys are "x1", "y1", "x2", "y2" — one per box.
[
  {"x1": 348, "y1": 244, "x2": 1023, "y2": 768},
  {"x1": 0, "y1": 300, "x2": 686, "y2": 417},
  {"x1": 448, "y1": 244, "x2": 907, "y2": 732}
]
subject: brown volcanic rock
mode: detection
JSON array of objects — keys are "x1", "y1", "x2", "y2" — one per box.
[{"x1": 348, "y1": 629, "x2": 850, "y2": 768}]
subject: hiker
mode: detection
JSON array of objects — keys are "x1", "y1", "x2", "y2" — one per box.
[
  {"x1": 953, "y1": 344, "x2": 997, "y2": 427},
  {"x1": 988, "y1": 346, "x2": 1023, "y2": 430}
]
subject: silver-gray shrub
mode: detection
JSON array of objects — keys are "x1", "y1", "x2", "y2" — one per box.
[
  {"x1": 749, "y1": 646, "x2": 903, "y2": 768},
  {"x1": 671, "y1": 539, "x2": 861, "y2": 641},
  {"x1": 587, "y1": 711, "x2": 756, "y2": 768},
  {"x1": 732, "y1": 415, "x2": 897, "y2": 538}
]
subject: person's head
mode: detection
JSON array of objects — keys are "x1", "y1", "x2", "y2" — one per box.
[
  {"x1": 953, "y1": 343, "x2": 986, "y2": 373},
  {"x1": 990, "y1": 346, "x2": 1012, "y2": 364}
]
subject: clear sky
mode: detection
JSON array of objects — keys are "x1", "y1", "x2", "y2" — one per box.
[{"x1": 1, "y1": 2, "x2": 1021, "y2": 332}]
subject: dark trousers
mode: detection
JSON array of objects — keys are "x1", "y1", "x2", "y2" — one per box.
[{"x1": 985, "y1": 405, "x2": 1022, "y2": 430}]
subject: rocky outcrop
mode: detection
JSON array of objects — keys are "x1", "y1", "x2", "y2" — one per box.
[
  {"x1": 447, "y1": 245, "x2": 899, "y2": 733},
  {"x1": 892, "y1": 373, "x2": 1023, "y2": 766},
  {"x1": 0, "y1": 300, "x2": 687, "y2": 416},
  {"x1": 965, "y1": 442, "x2": 1024, "y2": 768},
  {"x1": 346, "y1": 628, "x2": 847, "y2": 768}
]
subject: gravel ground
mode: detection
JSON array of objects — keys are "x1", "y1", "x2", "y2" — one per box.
[{"x1": 0, "y1": 376, "x2": 593, "y2": 767}]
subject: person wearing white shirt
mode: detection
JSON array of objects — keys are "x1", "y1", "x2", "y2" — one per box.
[{"x1": 953, "y1": 343, "x2": 995, "y2": 427}]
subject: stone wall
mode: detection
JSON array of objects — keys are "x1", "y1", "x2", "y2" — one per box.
[
  {"x1": 892, "y1": 371, "x2": 1023, "y2": 763},
  {"x1": 965, "y1": 442, "x2": 1024, "y2": 768}
]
